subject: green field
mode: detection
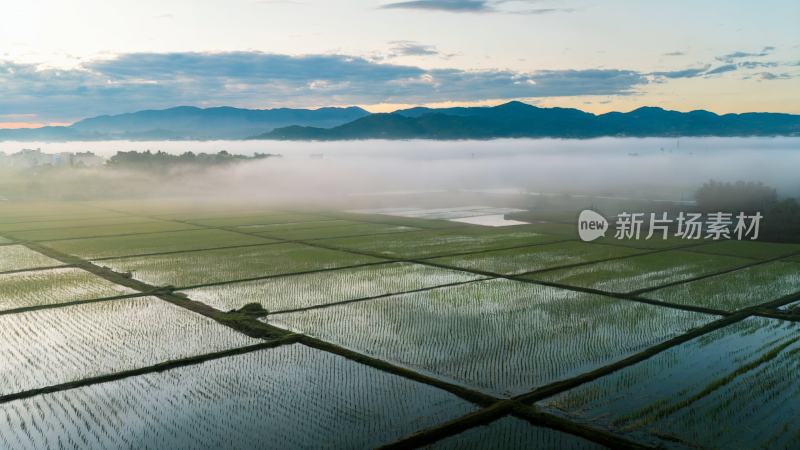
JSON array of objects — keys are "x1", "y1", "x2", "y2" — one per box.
[
  {"x1": 429, "y1": 241, "x2": 644, "y2": 275},
  {"x1": 0, "y1": 245, "x2": 63, "y2": 272},
  {"x1": 101, "y1": 242, "x2": 384, "y2": 287},
  {"x1": 178, "y1": 212, "x2": 332, "y2": 227},
  {"x1": 645, "y1": 261, "x2": 800, "y2": 311},
  {"x1": 253, "y1": 222, "x2": 419, "y2": 240},
  {"x1": 322, "y1": 227, "x2": 563, "y2": 259},
  {"x1": 2, "y1": 199, "x2": 800, "y2": 448},
  {"x1": 268, "y1": 279, "x2": 714, "y2": 396},
  {"x1": 528, "y1": 250, "x2": 751, "y2": 294},
  {"x1": 0, "y1": 267, "x2": 136, "y2": 312},
  {"x1": 538, "y1": 317, "x2": 800, "y2": 449},
  {"x1": 691, "y1": 239, "x2": 800, "y2": 260},
  {"x1": 0, "y1": 215, "x2": 156, "y2": 233},
  {"x1": 0, "y1": 297, "x2": 258, "y2": 396},
  {"x1": 43, "y1": 228, "x2": 276, "y2": 259},
  {"x1": 181, "y1": 262, "x2": 485, "y2": 312},
  {"x1": 6, "y1": 220, "x2": 199, "y2": 241}
]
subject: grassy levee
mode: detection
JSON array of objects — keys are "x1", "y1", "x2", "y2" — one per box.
[
  {"x1": 0, "y1": 338, "x2": 296, "y2": 405},
  {"x1": 22, "y1": 241, "x2": 290, "y2": 341},
  {"x1": 378, "y1": 401, "x2": 652, "y2": 450}
]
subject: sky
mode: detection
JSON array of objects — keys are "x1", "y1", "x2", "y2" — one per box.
[{"x1": 1, "y1": 0, "x2": 798, "y2": 128}]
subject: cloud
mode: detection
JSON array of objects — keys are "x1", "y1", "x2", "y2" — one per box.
[
  {"x1": 662, "y1": 51, "x2": 685, "y2": 57},
  {"x1": 387, "y1": 41, "x2": 441, "y2": 57},
  {"x1": 650, "y1": 66, "x2": 709, "y2": 79},
  {"x1": 0, "y1": 52, "x2": 648, "y2": 123},
  {"x1": 716, "y1": 46, "x2": 774, "y2": 63},
  {"x1": 381, "y1": 0, "x2": 489, "y2": 12},
  {"x1": 650, "y1": 59, "x2": 790, "y2": 80},
  {"x1": 753, "y1": 72, "x2": 790, "y2": 81},
  {"x1": 737, "y1": 61, "x2": 778, "y2": 69},
  {"x1": 379, "y1": 0, "x2": 575, "y2": 14},
  {"x1": 704, "y1": 64, "x2": 738, "y2": 75}
]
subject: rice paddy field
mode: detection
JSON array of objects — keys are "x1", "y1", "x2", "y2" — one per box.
[{"x1": 0, "y1": 199, "x2": 798, "y2": 449}]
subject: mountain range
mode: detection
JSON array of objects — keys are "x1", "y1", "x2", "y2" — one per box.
[
  {"x1": 0, "y1": 106, "x2": 369, "y2": 141},
  {"x1": 255, "y1": 102, "x2": 800, "y2": 140},
  {"x1": 2, "y1": 102, "x2": 799, "y2": 141}
]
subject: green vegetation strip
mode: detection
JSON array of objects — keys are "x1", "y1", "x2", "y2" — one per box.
[
  {"x1": 644, "y1": 261, "x2": 800, "y2": 312},
  {"x1": 526, "y1": 250, "x2": 754, "y2": 295},
  {"x1": 43, "y1": 228, "x2": 277, "y2": 260},
  {"x1": 22, "y1": 241, "x2": 291, "y2": 341},
  {"x1": 7, "y1": 221, "x2": 201, "y2": 242}
]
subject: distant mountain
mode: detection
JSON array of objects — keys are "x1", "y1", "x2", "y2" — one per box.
[
  {"x1": 4, "y1": 101, "x2": 799, "y2": 142},
  {"x1": 253, "y1": 101, "x2": 800, "y2": 140},
  {"x1": 0, "y1": 106, "x2": 369, "y2": 141}
]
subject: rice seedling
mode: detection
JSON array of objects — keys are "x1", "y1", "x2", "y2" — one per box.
[
  {"x1": 102, "y1": 243, "x2": 384, "y2": 287},
  {"x1": 181, "y1": 212, "x2": 332, "y2": 228},
  {"x1": 426, "y1": 416, "x2": 604, "y2": 449},
  {"x1": 528, "y1": 250, "x2": 750, "y2": 294},
  {"x1": 254, "y1": 223, "x2": 419, "y2": 241},
  {"x1": 0, "y1": 245, "x2": 63, "y2": 272},
  {"x1": 43, "y1": 228, "x2": 276, "y2": 259},
  {"x1": 0, "y1": 202, "x2": 110, "y2": 222},
  {"x1": 538, "y1": 317, "x2": 800, "y2": 449},
  {"x1": 0, "y1": 216, "x2": 158, "y2": 233},
  {"x1": 0, "y1": 296, "x2": 258, "y2": 396},
  {"x1": 180, "y1": 262, "x2": 485, "y2": 312},
  {"x1": 267, "y1": 279, "x2": 714, "y2": 396},
  {"x1": 645, "y1": 261, "x2": 800, "y2": 312},
  {"x1": 0, "y1": 236, "x2": 11, "y2": 244},
  {"x1": 691, "y1": 240, "x2": 800, "y2": 260},
  {"x1": 323, "y1": 228, "x2": 563, "y2": 259},
  {"x1": 233, "y1": 219, "x2": 351, "y2": 232},
  {"x1": 0, "y1": 268, "x2": 136, "y2": 312},
  {"x1": 593, "y1": 236, "x2": 706, "y2": 250},
  {"x1": 335, "y1": 212, "x2": 467, "y2": 229},
  {"x1": 6, "y1": 220, "x2": 200, "y2": 241},
  {"x1": 429, "y1": 241, "x2": 644, "y2": 275},
  {"x1": 0, "y1": 344, "x2": 475, "y2": 450}
]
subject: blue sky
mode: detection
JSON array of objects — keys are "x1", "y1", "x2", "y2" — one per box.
[{"x1": 1, "y1": 0, "x2": 798, "y2": 127}]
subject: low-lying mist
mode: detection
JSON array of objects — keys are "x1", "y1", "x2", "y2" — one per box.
[{"x1": 1, "y1": 137, "x2": 798, "y2": 207}]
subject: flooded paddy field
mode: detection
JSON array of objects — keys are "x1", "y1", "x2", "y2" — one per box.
[{"x1": 0, "y1": 195, "x2": 798, "y2": 448}]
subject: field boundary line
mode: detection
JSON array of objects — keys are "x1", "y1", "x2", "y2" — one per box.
[
  {"x1": 0, "y1": 292, "x2": 157, "y2": 317},
  {"x1": 0, "y1": 263, "x2": 77, "y2": 276},
  {"x1": 377, "y1": 403, "x2": 513, "y2": 449},
  {"x1": 267, "y1": 277, "x2": 492, "y2": 316},
  {"x1": 513, "y1": 312, "x2": 749, "y2": 404},
  {"x1": 20, "y1": 241, "x2": 292, "y2": 341},
  {"x1": 172, "y1": 260, "x2": 394, "y2": 290},
  {"x1": 90, "y1": 240, "x2": 284, "y2": 261},
  {"x1": 297, "y1": 336, "x2": 498, "y2": 406},
  {"x1": 0, "y1": 218, "x2": 163, "y2": 234},
  {"x1": 0, "y1": 338, "x2": 298, "y2": 405},
  {"x1": 629, "y1": 249, "x2": 800, "y2": 296},
  {"x1": 510, "y1": 403, "x2": 654, "y2": 450},
  {"x1": 20, "y1": 226, "x2": 204, "y2": 243}
]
